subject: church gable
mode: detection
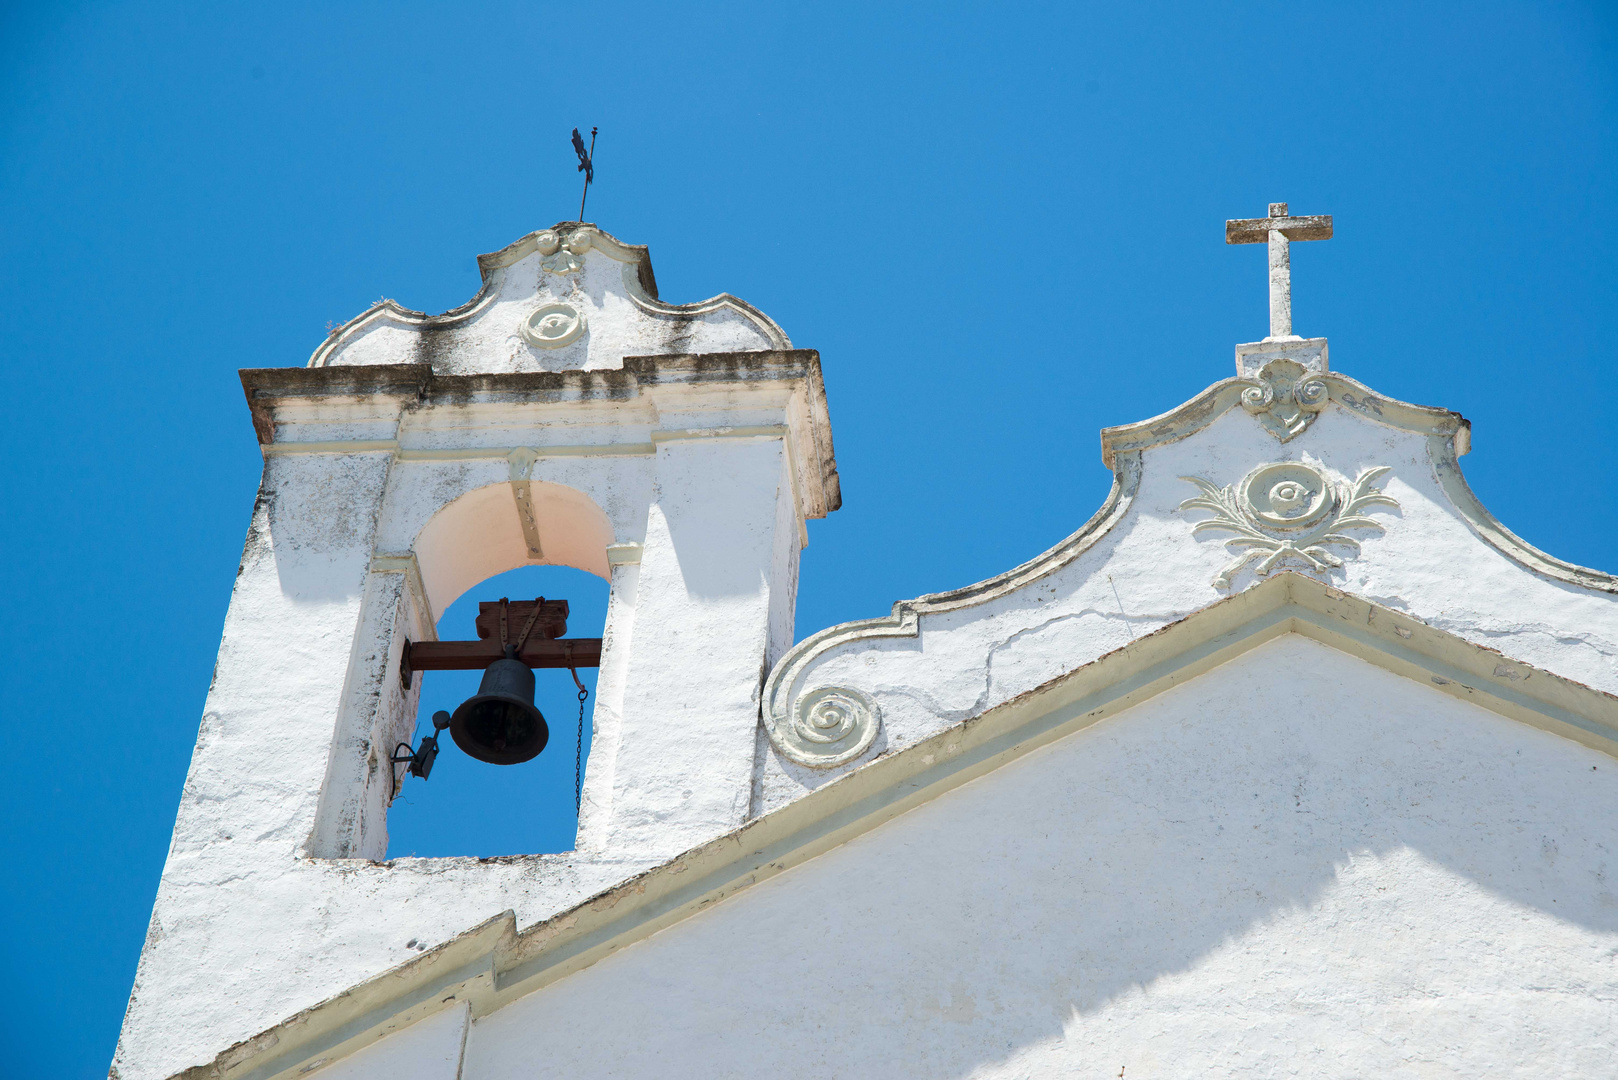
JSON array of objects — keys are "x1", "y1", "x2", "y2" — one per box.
[{"x1": 758, "y1": 346, "x2": 1618, "y2": 812}]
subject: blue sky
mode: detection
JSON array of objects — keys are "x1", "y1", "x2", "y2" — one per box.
[{"x1": 2, "y1": 2, "x2": 1614, "y2": 1075}]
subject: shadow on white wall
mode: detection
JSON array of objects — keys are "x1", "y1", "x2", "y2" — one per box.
[{"x1": 467, "y1": 635, "x2": 1618, "y2": 1078}]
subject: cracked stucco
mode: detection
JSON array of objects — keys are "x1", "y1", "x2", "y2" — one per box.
[{"x1": 757, "y1": 400, "x2": 1617, "y2": 811}]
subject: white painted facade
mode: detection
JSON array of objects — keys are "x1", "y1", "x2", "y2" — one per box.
[
  {"x1": 472, "y1": 637, "x2": 1618, "y2": 1079},
  {"x1": 114, "y1": 223, "x2": 1618, "y2": 1080}
]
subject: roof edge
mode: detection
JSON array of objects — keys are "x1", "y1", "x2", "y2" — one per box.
[{"x1": 1099, "y1": 369, "x2": 1468, "y2": 468}]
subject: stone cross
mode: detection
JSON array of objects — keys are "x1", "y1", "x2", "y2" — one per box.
[{"x1": 1226, "y1": 202, "x2": 1332, "y2": 340}]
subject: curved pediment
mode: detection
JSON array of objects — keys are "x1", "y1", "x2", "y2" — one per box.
[
  {"x1": 307, "y1": 223, "x2": 789, "y2": 375},
  {"x1": 761, "y1": 360, "x2": 1618, "y2": 796}
]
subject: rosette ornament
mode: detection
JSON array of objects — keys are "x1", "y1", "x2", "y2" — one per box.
[
  {"x1": 521, "y1": 302, "x2": 586, "y2": 349},
  {"x1": 767, "y1": 686, "x2": 880, "y2": 768},
  {"x1": 1179, "y1": 461, "x2": 1399, "y2": 589}
]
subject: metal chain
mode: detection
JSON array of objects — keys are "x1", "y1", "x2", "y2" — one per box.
[{"x1": 568, "y1": 663, "x2": 588, "y2": 814}]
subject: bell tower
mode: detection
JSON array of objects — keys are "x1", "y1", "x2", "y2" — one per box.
[{"x1": 114, "y1": 224, "x2": 840, "y2": 1080}]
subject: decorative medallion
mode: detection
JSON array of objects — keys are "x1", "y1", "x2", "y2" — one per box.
[
  {"x1": 1240, "y1": 357, "x2": 1328, "y2": 441},
  {"x1": 768, "y1": 686, "x2": 880, "y2": 768},
  {"x1": 520, "y1": 302, "x2": 586, "y2": 349},
  {"x1": 536, "y1": 228, "x2": 592, "y2": 275},
  {"x1": 1179, "y1": 461, "x2": 1399, "y2": 589}
]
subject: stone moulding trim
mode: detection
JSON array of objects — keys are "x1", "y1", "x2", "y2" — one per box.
[
  {"x1": 395, "y1": 443, "x2": 658, "y2": 461},
  {"x1": 762, "y1": 366, "x2": 1614, "y2": 766},
  {"x1": 649, "y1": 425, "x2": 790, "y2": 442},
  {"x1": 477, "y1": 222, "x2": 661, "y2": 293},
  {"x1": 241, "y1": 351, "x2": 841, "y2": 520},
  {"x1": 604, "y1": 542, "x2": 643, "y2": 566},
  {"x1": 621, "y1": 263, "x2": 790, "y2": 351},
  {"x1": 1098, "y1": 368, "x2": 1470, "y2": 468},
  {"x1": 177, "y1": 573, "x2": 1618, "y2": 1080},
  {"x1": 259, "y1": 440, "x2": 661, "y2": 460},
  {"x1": 304, "y1": 223, "x2": 789, "y2": 368},
  {"x1": 369, "y1": 553, "x2": 437, "y2": 639},
  {"x1": 1427, "y1": 434, "x2": 1617, "y2": 594},
  {"x1": 260, "y1": 440, "x2": 400, "y2": 455}
]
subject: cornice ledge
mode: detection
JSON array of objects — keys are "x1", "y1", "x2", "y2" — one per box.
[
  {"x1": 626, "y1": 349, "x2": 839, "y2": 517},
  {"x1": 243, "y1": 356, "x2": 837, "y2": 449},
  {"x1": 622, "y1": 348, "x2": 817, "y2": 383},
  {"x1": 1099, "y1": 370, "x2": 1469, "y2": 468},
  {"x1": 240, "y1": 364, "x2": 432, "y2": 445},
  {"x1": 422, "y1": 368, "x2": 642, "y2": 402},
  {"x1": 170, "y1": 573, "x2": 1618, "y2": 1080}
]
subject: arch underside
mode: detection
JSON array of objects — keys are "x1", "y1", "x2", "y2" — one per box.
[{"x1": 413, "y1": 480, "x2": 615, "y2": 623}]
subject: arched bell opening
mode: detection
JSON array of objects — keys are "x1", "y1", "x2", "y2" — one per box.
[
  {"x1": 386, "y1": 480, "x2": 618, "y2": 859},
  {"x1": 385, "y1": 563, "x2": 609, "y2": 859}
]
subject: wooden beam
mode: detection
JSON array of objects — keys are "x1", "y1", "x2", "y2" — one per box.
[{"x1": 402, "y1": 637, "x2": 602, "y2": 688}]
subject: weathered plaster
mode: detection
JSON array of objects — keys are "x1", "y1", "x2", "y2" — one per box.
[
  {"x1": 760, "y1": 366, "x2": 1615, "y2": 800},
  {"x1": 114, "y1": 225, "x2": 838, "y2": 1080}
]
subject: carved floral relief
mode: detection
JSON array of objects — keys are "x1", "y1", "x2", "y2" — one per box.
[{"x1": 1179, "y1": 461, "x2": 1399, "y2": 589}]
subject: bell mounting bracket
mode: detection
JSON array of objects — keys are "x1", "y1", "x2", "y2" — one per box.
[{"x1": 399, "y1": 597, "x2": 602, "y2": 690}]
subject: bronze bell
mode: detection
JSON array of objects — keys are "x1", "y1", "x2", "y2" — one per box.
[{"x1": 449, "y1": 652, "x2": 550, "y2": 765}]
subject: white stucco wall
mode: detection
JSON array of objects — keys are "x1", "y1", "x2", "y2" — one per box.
[
  {"x1": 464, "y1": 635, "x2": 1618, "y2": 1079},
  {"x1": 114, "y1": 432, "x2": 807, "y2": 1078},
  {"x1": 311, "y1": 1002, "x2": 468, "y2": 1080},
  {"x1": 114, "y1": 359, "x2": 827, "y2": 1079}
]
